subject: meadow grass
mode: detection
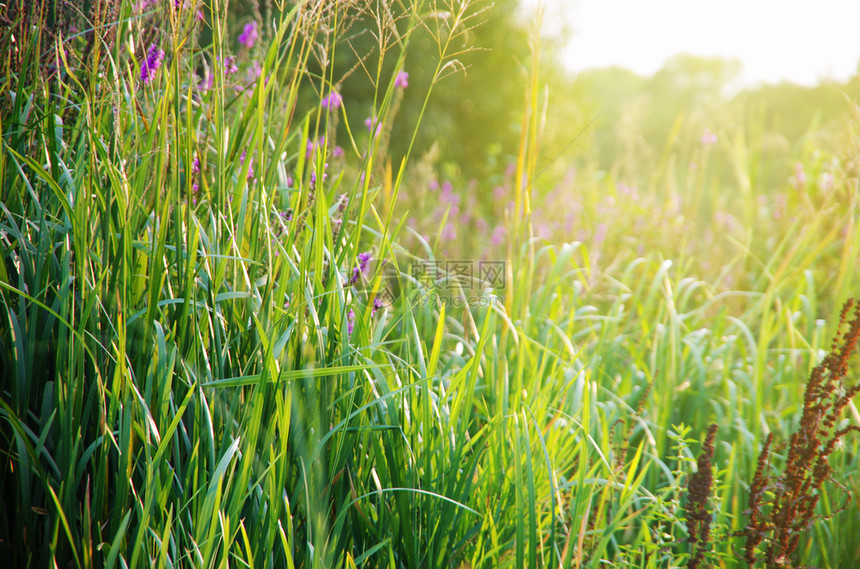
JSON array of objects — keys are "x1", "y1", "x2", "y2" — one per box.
[{"x1": 1, "y1": 1, "x2": 859, "y2": 568}]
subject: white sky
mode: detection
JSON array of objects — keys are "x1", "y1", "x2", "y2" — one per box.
[{"x1": 526, "y1": 0, "x2": 860, "y2": 86}]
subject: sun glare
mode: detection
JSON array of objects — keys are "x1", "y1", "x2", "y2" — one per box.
[{"x1": 529, "y1": 0, "x2": 860, "y2": 85}]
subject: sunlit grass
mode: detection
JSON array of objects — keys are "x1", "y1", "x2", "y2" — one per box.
[{"x1": 1, "y1": 1, "x2": 859, "y2": 568}]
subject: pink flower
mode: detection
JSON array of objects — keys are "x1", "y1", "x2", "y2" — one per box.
[
  {"x1": 305, "y1": 136, "x2": 325, "y2": 158},
  {"x1": 594, "y1": 223, "x2": 608, "y2": 246},
  {"x1": 238, "y1": 21, "x2": 259, "y2": 49},
  {"x1": 140, "y1": 44, "x2": 165, "y2": 86},
  {"x1": 616, "y1": 183, "x2": 639, "y2": 200},
  {"x1": 197, "y1": 73, "x2": 213, "y2": 92},
  {"x1": 239, "y1": 150, "x2": 254, "y2": 180},
  {"x1": 394, "y1": 71, "x2": 409, "y2": 89},
  {"x1": 349, "y1": 252, "x2": 372, "y2": 285},
  {"x1": 217, "y1": 55, "x2": 238, "y2": 76},
  {"x1": 794, "y1": 162, "x2": 806, "y2": 188},
  {"x1": 365, "y1": 116, "x2": 382, "y2": 137},
  {"x1": 247, "y1": 60, "x2": 262, "y2": 81},
  {"x1": 700, "y1": 128, "x2": 717, "y2": 146},
  {"x1": 491, "y1": 225, "x2": 506, "y2": 245},
  {"x1": 347, "y1": 309, "x2": 355, "y2": 335},
  {"x1": 321, "y1": 91, "x2": 343, "y2": 110}
]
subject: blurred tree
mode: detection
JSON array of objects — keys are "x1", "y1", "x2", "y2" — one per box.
[
  {"x1": 234, "y1": 0, "x2": 537, "y2": 183},
  {"x1": 393, "y1": 0, "x2": 534, "y2": 182}
]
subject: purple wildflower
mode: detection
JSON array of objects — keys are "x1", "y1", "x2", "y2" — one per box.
[
  {"x1": 594, "y1": 223, "x2": 609, "y2": 246},
  {"x1": 238, "y1": 21, "x2": 259, "y2": 49},
  {"x1": 331, "y1": 193, "x2": 348, "y2": 236},
  {"x1": 365, "y1": 117, "x2": 382, "y2": 137},
  {"x1": 310, "y1": 163, "x2": 328, "y2": 187},
  {"x1": 349, "y1": 251, "x2": 372, "y2": 285},
  {"x1": 306, "y1": 136, "x2": 325, "y2": 158},
  {"x1": 336, "y1": 193, "x2": 349, "y2": 214},
  {"x1": 371, "y1": 296, "x2": 384, "y2": 315},
  {"x1": 700, "y1": 128, "x2": 718, "y2": 146},
  {"x1": 394, "y1": 71, "x2": 409, "y2": 89},
  {"x1": 191, "y1": 155, "x2": 201, "y2": 193},
  {"x1": 216, "y1": 55, "x2": 238, "y2": 76},
  {"x1": 225, "y1": 55, "x2": 238, "y2": 75},
  {"x1": 239, "y1": 150, "x2": 254, "y2": 180},
  {"x1": 793, "y1": 162, "x2": 806, "y2": 188},
  {"x1": 347, "y1": 309, "x2": 356, "y2": 335},
  {"x1": 333, "y1": 146, "x2": 344, "y2": 158},
  {"x1": 140, "y1": 44, "x2": 165, "y2": 86},
  {"x1": 491, "y1": 225, "x2": 506, "y2": 245},
  {"x1": 197, "y1": 73, "x2": 213, "y2": 92},
  {"x1": 617, "y1": 183, "x2": 639, "y2": 200},
  {"x1": 247, "y1": 60, "x2": 262, "y2": 81},
  {"x1": 321, "y1": 91, "x2": 343, "y2": 110}
]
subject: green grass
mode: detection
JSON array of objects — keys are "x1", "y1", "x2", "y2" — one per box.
[{"x1": 2, "y1": 0, "x2": 859, "y2": 568}]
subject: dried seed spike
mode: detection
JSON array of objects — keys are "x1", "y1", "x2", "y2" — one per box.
[
  {"x1": 745, "y1": 432, "x2": 772, "y2": 565},
  {"x1": 744, "y1": 299, "x2": 860, "y2": 568},
  {"x1": 685, "y1": 424, "x2": 718, "y2": 569}
]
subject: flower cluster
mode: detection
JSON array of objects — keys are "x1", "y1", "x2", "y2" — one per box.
[
  {"x1": 140, "y1": 44, "x2": 165, "y2": 86},
  {"x1": 310, "y1": 163, "x2": 328, "y2": 187},
  {"x1": 191, "y1": 155, "x2": 201, "y2": 197},
  {"x1": 349, "y1": 252, "x2": 372, "y2": 286},
  {"x1": 700, "y1": 128, "x2": 717, "y2": 146},
  {"x1": 371, "y1": 296, "x2": 384, "y2": 316},
  {"x1": 394, "y1": 70, "x2": 409, "y2": 89},
  {"x1": 239, "y1": 150, "x2": 254, "y2": 180},
  {"x1": 331, "y1": 193, "x2": 349, "y2": 236},
  {"x1": 364, "y1": 116, "x2": 383, "y2": 138},
  {"x1": 223, "y1": 55, "x2": 238, "y2": 76},
  {"x1": 321, "y1": 91, "x2": 343, "y2": 110},
  {"x1": 238, "y1": 21, "x2": 259, "y2": 49},
  {"x1": 347, "y1": 309, "x2": 356, "y2": 335},
  {"x1": 306, "y1": 136, "x2": 326, "y2": 158},
  {"x1": 744, "y1": 299, "x2": 860, "y2": 567}
]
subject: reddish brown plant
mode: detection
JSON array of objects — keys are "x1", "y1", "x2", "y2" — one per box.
[
  {"x1": 685, "y1": 424, "x2": 718, "y2": 569},
  {"x1": 744, "y1": 298, "x2": 860, "y2": 568}
]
